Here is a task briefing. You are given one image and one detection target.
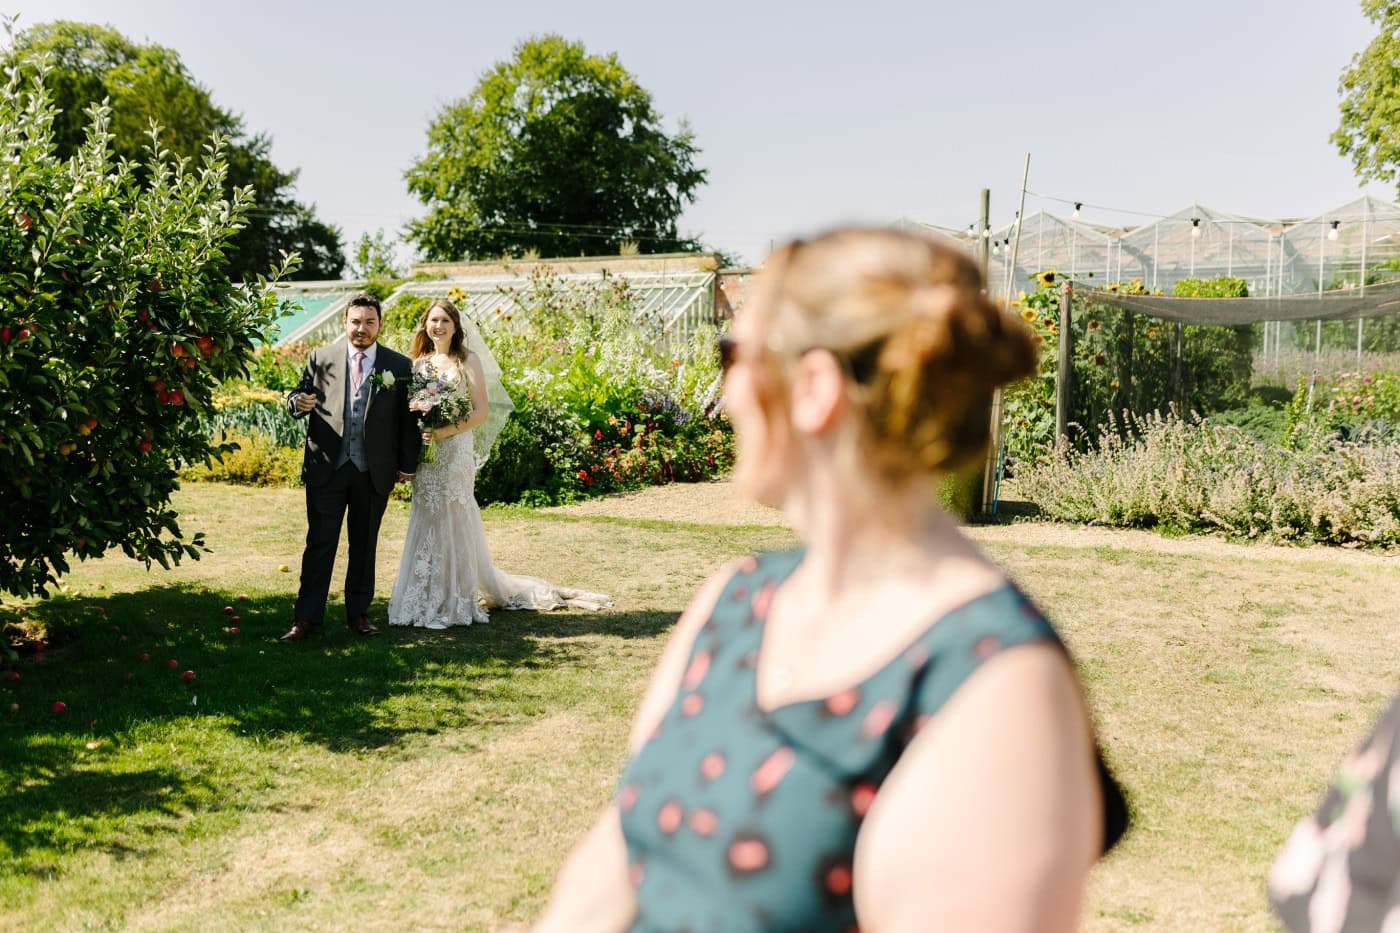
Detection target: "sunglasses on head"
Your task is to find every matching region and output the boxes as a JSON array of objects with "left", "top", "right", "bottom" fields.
[
  {"left": 718, "top": 336, "right": 739, "bottom": 374},
  {"left": 717, "top": 334, "right": 883, "bottom": 384}
]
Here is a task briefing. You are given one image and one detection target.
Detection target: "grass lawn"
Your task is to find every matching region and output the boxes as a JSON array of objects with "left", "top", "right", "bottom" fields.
[{"left": 2, "top": 482, "right": 1398, "bottom": 931}]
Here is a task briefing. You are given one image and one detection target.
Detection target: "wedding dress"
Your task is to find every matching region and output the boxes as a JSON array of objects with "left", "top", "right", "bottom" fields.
[{"left": 387, "top": 361, "right": 612, "bottom": 629}]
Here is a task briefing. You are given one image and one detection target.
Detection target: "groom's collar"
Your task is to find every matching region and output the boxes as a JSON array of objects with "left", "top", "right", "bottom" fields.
[{"left": 346, "top": 340, "right": 379, "bottom": 368}]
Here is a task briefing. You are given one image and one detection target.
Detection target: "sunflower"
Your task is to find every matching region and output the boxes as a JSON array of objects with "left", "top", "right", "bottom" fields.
[
  {"left": 1020, "top": 307, "right": 1037, "bottom": 323},
  {"left": 1093, "top": 352, "right": 1107, "bottom": 366},
  {"left": 1087, "top": 319, "right": 1102, "bottom": 331},
  {"left": 1146, "top": 328, "right": 1159, "bottom": 339},
  {"left": 1036, "top": 270, "right": 1057, "bottom": 288},
  {"left": 1108, "top": 283, "right": 1120, "bottom": 293},
  {"left": 1110, "top": 379, "right": 1121, "bottom": 390}
]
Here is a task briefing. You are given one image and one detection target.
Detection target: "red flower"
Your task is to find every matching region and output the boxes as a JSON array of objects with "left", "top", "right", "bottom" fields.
[{"left": 594, "top": 429, "right": 603, "bottom": 440}]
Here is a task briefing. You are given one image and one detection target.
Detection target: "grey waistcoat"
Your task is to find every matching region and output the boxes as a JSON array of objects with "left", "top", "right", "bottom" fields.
[{"left": 336, "top": 358, "right": 373, "bottom": 472}]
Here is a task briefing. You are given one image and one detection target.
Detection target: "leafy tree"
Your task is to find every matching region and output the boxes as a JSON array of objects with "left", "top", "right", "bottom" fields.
[
  {"left": 0, "top": 44, "right": 291, "bottom": 597},
  {"left": 1335, "top": 1, "right": 1400, "bottom": 189},
  {"left": 405, "top": 35, "right": 707, "bottom": 261},
  {"left": 4, "top": 20, "right": 344, "bottom": 280},
  {"left": 350, "top": 228, "right": 402, "bottom": 280}
]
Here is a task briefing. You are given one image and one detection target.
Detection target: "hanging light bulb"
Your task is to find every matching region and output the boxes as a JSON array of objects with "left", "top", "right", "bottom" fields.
[
  {"left": 1328, "top": 220, "right": 1340, "bottom": 241},
  {"left": 1072, "top": 202, "right": 1083, "bottom": 220},
  {"left": 1191, "top": 217, "right": 1202, "bottom": 238}
]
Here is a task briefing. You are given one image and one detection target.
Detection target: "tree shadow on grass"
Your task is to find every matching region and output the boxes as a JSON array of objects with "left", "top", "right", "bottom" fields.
[{"left": 0, "top": 582, "right": 673, "bottom": 866}]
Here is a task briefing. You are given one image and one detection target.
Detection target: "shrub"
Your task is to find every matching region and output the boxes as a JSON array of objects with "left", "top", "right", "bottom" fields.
[
  {"left": 475, "top": 395, "right": 586, "bottom": 506},
  {"left": 1004, "top": 275, "right": 1256, "bottom": 464},
  {"left": 1017, "top": 412, "right": 1400, "bottom": 547},
  {"left": 0, "top": 47, "right": 290, "bottom": 595},
  {"left": 380, "top": 269, "right": 732, "bottom": 503},
  {"left": 180, "top": 431, "right": 301, "bottom": 487}
]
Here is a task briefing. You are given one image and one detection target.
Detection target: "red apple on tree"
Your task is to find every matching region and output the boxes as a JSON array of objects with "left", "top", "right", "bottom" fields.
[
  {"left": 166, "top": 659, "right": 178, "bottom": 669},
  {"left": 140, "top": 652, "right": 150, "bottom": 662},
  {"left": 181, "top": 670, "right": 196, "bottom": 683},
  {"left": 51, "top": 701, "right": 66, "bottom": 713}
]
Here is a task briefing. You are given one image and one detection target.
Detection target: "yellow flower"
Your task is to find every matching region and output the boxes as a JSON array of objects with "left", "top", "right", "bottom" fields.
[
  {"left": 1087, "top": 319, "right": 1101, "bottom": 331},
  {"left": 1146, "top": 328, "right": 1159, "bottom": 339},
  {"left": 1018, "top": 291, "right": 1028, "bottom": 303},
  {"left": 1110, "top": 380, "right": 1121, "bottom": 390},
  {"left": 1036, "top": 270, "right": 1057, "bottom": 288},
  {"left": 1108, "top": 283, "right": 1119, "bottom": 292},
  {"left": 1020, "top": 307, "right": 1037, "bottom": 322}
]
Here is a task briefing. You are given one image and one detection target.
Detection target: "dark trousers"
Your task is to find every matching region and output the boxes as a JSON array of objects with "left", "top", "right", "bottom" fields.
[{"left": 294, "top": 461, "right": 390, "bottom": 625}]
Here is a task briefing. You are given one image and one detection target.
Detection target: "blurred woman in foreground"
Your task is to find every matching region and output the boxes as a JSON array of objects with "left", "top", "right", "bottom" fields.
[{"left": 536, "top": 228, "right": 1128, "bottom": 932}]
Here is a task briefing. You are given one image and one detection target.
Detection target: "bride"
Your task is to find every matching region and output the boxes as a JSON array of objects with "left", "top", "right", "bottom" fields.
[{"left": 388, "top": 298, "right": 612, "bottom": 628}]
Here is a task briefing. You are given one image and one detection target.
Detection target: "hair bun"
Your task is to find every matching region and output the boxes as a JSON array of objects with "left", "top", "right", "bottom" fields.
[{"left": 766, "top": 228, "right": 1038, "bottom": 478}]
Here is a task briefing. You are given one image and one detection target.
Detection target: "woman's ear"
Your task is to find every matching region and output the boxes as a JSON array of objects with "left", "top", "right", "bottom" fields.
[{"left": 788, "top": 350, "right": 849, "bottom": 436}]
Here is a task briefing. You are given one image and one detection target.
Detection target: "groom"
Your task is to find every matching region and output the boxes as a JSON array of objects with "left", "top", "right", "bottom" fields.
[{"left": 280, "top": 294, "right": 420, "bottom": 642}]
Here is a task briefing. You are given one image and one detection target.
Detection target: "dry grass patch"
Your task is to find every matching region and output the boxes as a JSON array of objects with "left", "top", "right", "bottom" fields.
[{"left": 3, "top": 481, "right": 1397, "bottom": 932}]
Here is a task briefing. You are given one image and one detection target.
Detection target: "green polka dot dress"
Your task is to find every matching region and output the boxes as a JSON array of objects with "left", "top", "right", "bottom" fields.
[{"left": 618, "top": 549, "right": 1128, "bottom": 932}]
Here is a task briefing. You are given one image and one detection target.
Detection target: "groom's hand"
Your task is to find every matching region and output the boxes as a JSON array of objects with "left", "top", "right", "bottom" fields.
[{"left": 396, "top": 471, "right": 414, "bottom": 483}]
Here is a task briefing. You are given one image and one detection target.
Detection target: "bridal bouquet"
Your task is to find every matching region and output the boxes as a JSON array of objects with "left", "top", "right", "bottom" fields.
[{"left": 408, "top": 362, "right": 473, "bottom": 463}]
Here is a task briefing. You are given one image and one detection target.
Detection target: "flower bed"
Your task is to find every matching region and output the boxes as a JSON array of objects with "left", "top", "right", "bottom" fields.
[{"left": 197, "top": 271, "right": 733, "bottom": 503}]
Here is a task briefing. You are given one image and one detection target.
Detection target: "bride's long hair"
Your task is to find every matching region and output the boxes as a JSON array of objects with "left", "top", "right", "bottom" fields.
[{"left": 409, "top": 298, "right": 469, "bottom": 362}]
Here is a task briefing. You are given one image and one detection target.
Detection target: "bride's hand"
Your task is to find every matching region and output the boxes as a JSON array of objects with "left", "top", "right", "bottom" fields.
[{"left": 422, "top": 428, "right": 436, "bottom": 443}]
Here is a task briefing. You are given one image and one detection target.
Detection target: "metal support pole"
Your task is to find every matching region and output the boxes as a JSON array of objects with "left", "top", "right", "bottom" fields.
[
  {"left": 1152, "top": 224, "right": 1159, "bottom": 291},
  {"left": 976, "top": 188, "right": 990, "bottom": 282},
  {"left": 1055, "top": 281, "right": 1073, "bottom": 444},
  {"left": 1317, "top": 222, "right": 1326, "bottom": 360},
  {"left": 1359, "top": 200, "right": 1369, "bottom": 366},
  {"left": 983, "top": 156, "right": 1030, "bottom": 517}
]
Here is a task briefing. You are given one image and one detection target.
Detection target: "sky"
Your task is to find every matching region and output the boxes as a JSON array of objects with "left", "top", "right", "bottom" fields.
[{"left": 11, "top": 0, "right": 1392, "bottom": 269}]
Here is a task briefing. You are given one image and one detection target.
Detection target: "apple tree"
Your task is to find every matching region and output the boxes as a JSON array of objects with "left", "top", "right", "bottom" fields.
[{"left": 0, "top": 45, "right": 292, "bottom": 596}]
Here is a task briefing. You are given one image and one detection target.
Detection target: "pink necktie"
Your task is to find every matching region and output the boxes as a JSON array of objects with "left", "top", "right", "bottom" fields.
[{"left": 352, "top": 351, "right": 366, "bottom": 390}]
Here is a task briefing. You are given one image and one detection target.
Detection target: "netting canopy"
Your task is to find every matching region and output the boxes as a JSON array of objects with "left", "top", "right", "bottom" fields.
[{"left": 1065, "top": 278, "right": 1400, "bottom": 324}]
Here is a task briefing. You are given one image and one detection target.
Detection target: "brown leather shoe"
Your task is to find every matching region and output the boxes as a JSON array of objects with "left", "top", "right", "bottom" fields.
[
  {"left": 347, "top": 614, "right": 379, "bottom": 637},
  {"left": 278, "top": 620, "right": 320, "bottom": 643}
]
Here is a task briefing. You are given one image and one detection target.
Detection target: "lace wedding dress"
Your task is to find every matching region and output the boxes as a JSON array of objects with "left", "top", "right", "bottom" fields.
[{"left": 387, "top": 363, "right": 612, "bottom": 629}]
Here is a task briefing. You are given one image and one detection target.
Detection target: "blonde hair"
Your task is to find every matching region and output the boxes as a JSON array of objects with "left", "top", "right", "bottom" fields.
[{"left": 751, "top": 228, "right": 1036, "bottom": 480}]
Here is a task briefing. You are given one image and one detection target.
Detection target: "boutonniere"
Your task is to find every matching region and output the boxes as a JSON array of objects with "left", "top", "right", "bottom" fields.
[{"left": 368, "top": 370, "right": 396, "bottom": 391}]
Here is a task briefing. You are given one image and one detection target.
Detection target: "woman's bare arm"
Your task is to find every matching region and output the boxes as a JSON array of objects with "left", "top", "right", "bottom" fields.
[{"left": 853, "top": 644, "right": 1102, "bottom": 933}]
